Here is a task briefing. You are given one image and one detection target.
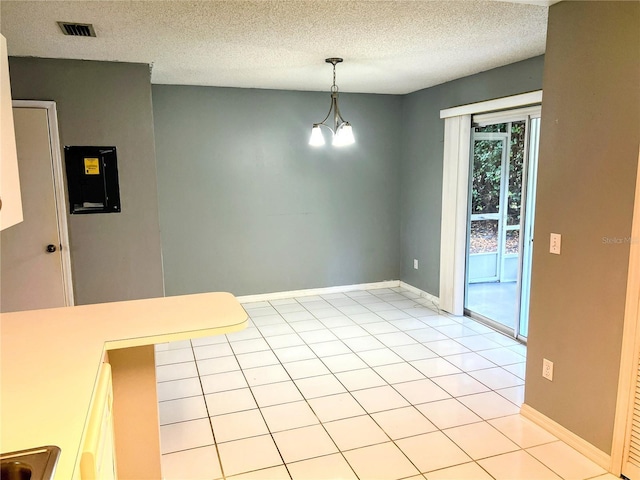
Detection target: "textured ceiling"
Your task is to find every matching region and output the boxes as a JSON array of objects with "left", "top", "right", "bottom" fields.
[{"left": 0, "top": 1, "right": 553, "bottom": 94}]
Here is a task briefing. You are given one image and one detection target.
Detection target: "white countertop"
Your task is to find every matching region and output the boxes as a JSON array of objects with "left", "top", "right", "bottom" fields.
[{"left": 0, "top": 292, "right": 248, "bottom": 479}]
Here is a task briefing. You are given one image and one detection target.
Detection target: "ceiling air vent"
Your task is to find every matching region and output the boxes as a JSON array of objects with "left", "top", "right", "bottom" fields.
[{"left": 57, "top": 22, "right": 96, "bottom": 37}]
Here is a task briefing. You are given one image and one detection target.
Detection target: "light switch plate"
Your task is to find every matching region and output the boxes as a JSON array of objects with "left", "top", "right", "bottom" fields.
[
  {"left": 543, "top": 358, "right": 554, "bottom": 381},
  {"left": 550, "top": 233, "right": 561, "bottom": 255}
]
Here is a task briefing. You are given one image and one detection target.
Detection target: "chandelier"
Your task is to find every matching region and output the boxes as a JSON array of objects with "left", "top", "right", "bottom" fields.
[{"left": 309, "top": 58, "right": 355, "bottom": 147}]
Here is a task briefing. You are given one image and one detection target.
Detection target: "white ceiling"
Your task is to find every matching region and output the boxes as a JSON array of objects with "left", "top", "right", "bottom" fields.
[{"left": 0, "top": 0, "right": 555, "bottom": 95}]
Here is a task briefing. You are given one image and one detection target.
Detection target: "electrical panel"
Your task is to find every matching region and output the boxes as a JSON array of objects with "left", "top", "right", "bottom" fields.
[{"left": 64, "top": 146, "right": 121, "bottom": 214}]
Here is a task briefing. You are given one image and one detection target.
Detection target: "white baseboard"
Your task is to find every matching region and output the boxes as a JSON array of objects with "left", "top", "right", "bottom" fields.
[
  {"left": 520, "top": 403, "right": 611, "bottom": 471},
  {"left": 399, "top": 281, "right": 440, "bottom": 308},
  {"left": 237, "top": 280, "right": 440, "bottom": 310},
  {"left": 236, "top": 280, "right": 401, "bottom": 304}
]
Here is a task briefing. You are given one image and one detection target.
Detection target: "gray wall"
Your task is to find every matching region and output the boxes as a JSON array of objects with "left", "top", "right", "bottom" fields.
[
  {"left": 399, "top": 56, "right": 545, "bottom": 295},
  {"left": 152, "top": 86, "right": 401, "bottom": 296},
  {"left": 8, "top": 58, "right": 164, "bottom": 304},
  {"left": 6, "top": 55, "right": 544, "bottom": 304},
  {"left": 525, "top": 1, "right": 639, "bottom": 453}
]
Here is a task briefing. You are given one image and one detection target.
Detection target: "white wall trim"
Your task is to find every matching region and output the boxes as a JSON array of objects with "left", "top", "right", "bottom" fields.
[
  {"left": 13, "top": 100, "right": 74, "bottom": 307},
  {"left": 440, "top": 90, "right": 543, "bottom": 119},
  {"left": 473, "top": 105, "right": 542, "bottom": 126},
  {"left": 236, "top": 280, "right": 401, "bottom": 304},
  {"left": 399, "top": 281, "right": 440, "bottom": 309},
  {"left": 610, "top": 147, "right": 640, "bottom": 476},
  {"left": 520, "top": 404, "right": 612, "bottom": 471},
  {"left": 439, "top": 115, "right": 471, "bottom": 315}
]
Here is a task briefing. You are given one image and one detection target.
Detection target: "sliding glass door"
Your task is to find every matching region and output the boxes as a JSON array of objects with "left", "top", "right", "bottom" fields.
[{"left": 464, "top": 111, "right": 540, "bottom": 340}]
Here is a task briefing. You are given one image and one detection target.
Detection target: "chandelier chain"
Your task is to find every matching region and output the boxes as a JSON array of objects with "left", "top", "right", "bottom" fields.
[{"left": 331, "top": 63, "right": 338, "bottom": 93}]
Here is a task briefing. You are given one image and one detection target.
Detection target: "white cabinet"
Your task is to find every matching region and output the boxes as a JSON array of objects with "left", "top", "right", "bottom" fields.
[
  {"left": 80, "top": 362, "right": 118, "bottom": 480},
  {"left": 0, "top": 33, "right": 22, "bottom": 230}
]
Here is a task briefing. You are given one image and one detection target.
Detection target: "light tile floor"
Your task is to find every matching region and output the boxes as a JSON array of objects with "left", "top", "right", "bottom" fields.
[{"left": 155, "top": 287, "right": 610, "bottom": 480}]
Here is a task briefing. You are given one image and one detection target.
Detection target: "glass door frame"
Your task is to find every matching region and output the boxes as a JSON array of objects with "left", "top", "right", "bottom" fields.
[
  {"left": 467, "top": 132, "right": 509, "bottom": 284},
  {"left": 438, "top": 91, "right": 542, "bottom": 325},
  {"left": 463, "top": 109, "right": 541, "bottom": 341},
  {"left": 517, "top": 116, "right": 540, "bottom": 339}
]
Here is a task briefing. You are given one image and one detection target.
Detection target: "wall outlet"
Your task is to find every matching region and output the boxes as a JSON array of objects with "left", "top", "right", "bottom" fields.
[
  {"left": 413, "top": 259, "right": 419, "bottom": 269},
  {"left": 542, "top": 358, "right": 554, "bottom": 381},
  {"left": 550, "top": 233, "right": 561, "bottom": 255}
]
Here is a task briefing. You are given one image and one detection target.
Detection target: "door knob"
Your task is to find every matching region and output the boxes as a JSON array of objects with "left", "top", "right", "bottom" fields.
[{"left": 46, "top": 244, "right": 57, "bottom": 253}]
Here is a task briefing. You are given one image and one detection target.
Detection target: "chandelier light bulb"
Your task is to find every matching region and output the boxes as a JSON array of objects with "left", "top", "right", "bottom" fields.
[
  {"left": 309, "top": 125, "right": 325, "bottom": 146},
  {"left": 333, "top": 123, "right": 355, "bottom": 147}
]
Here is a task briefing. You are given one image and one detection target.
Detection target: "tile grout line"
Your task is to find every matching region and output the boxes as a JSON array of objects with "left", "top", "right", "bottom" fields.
[
  {"left": 219, "top": 326, "right": 294, "bottom": 480},
  {"left": 251, "top": 289, "right": 527, "bottom": 476},
  {"left": 159, "top": 286, "right": 533, "bottom": 479},
  {"left": 285, "top": 292, "right": 444, "bottom": 478},
  {"left": 235, "top": 292, "right": 414, "bottom": 477},
  {"left": 245, "top": 296, "right": 363, "bottom": 479},
  {"left": 190, "top": 336, "right": 228, "bottom": 480}
]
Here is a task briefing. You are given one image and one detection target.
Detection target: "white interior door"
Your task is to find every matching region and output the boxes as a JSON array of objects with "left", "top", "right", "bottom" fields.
[{"left": 0, "top": 106, "right": 71, "bottom": 312}]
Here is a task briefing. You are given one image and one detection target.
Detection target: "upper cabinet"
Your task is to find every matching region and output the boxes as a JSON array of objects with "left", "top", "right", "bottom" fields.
[{"left": 0, "top": 33, "right": 22, "bottom": 230}]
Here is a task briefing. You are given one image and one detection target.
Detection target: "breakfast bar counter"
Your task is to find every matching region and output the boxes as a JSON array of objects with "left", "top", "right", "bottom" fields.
[{"left": 0, "top": 292, "right": 248, "bottom": 479}]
